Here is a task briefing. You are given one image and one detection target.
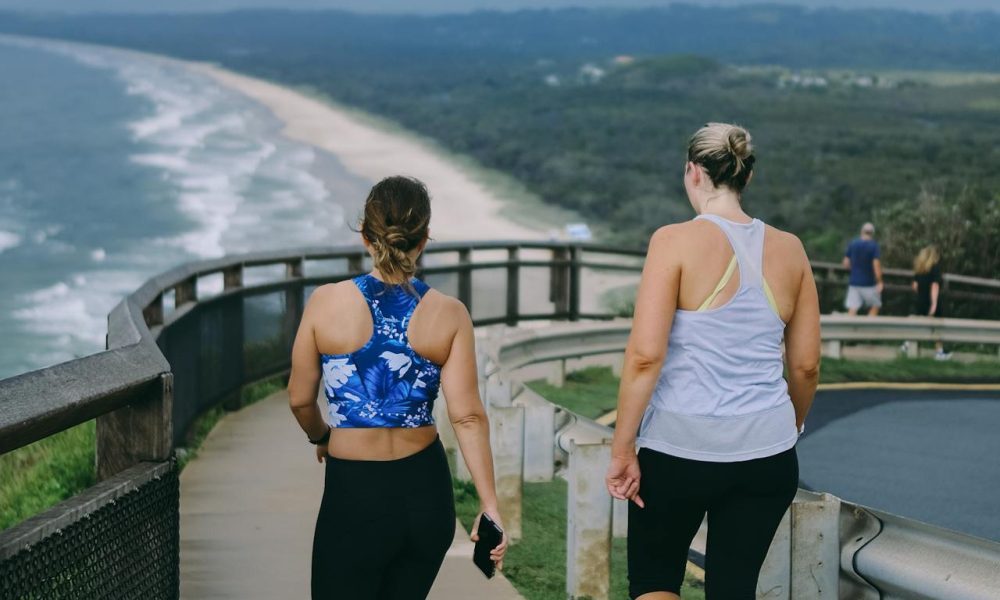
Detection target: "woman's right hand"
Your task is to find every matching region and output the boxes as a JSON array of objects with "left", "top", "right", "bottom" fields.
[
  {"left": 606, "top": 452, "right": 644, "bottom": 508},
  {"left": 471, "top": 509, "right": 508, "bottom": 569}
]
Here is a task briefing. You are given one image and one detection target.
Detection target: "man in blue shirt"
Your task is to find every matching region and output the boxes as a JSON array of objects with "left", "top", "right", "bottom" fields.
[{"left": 842, "top": 222, "right": 884, "bottom": 316}]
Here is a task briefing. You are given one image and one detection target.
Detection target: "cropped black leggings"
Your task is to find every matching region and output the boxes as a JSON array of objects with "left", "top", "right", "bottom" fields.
[
  {"left": 311, "top": 437, "right": 456, "bottom": 600},
  {"left": 628, "top": 446, "right": 799, "bottom": 600}
]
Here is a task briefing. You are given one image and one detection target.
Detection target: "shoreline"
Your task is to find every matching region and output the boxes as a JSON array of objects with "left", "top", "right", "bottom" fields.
[
  {"left": 1, "top": 32, "right": 555, "bottom": 243},
  {"left": 184, "top": 62, "right": 549, "bottom": 243}
]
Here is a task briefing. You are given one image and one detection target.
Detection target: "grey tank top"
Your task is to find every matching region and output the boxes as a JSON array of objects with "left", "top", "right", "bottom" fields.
[{"left": 637, "top": 214, "right": 798, "bottom": 462}]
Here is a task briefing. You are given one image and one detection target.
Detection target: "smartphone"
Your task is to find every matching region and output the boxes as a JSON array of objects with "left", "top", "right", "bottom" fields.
[{"left": 473, "top": 513, "right": 504, "bottom": 579}]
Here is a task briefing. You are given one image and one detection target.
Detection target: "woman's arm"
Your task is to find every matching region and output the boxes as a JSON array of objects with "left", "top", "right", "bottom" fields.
[
  {"left": 784, "top": 241, "right": 821, "bottom": 431},
  {"left": 439, "top": 301, "right": 507, "bottom": 565},
  {"left": 288, "top": 290, "right": 331, "bottom": 460},
  {"left": 929, "top": 281, "right": 940, "bottom": 315},
  {"left": 607, "top": 226, "right": 681, "bottom": 506}
]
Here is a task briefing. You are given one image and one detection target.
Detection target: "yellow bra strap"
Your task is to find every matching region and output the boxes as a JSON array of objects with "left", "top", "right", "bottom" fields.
[
  {"left": 763, "top": 280, "right": 780, "bottom": 316},
  {"left": 697, "top": 255, "right": 782, "bottom": 317},
  {"left": 697, "top": 256, "right": 738, "bottom": 311}
]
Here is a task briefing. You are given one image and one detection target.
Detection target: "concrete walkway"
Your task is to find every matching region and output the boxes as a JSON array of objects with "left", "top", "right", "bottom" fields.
[{"left": 179, "top": 390, "right": 523, "bottom": 600}]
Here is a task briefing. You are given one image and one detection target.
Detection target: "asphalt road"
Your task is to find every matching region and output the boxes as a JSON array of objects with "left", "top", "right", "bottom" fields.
[{"left": 798, "top": 389, "right": 1000, "bottom": 541}]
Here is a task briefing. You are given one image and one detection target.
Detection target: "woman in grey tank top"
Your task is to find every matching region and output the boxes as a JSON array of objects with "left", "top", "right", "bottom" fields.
[{"left": 606, "top": 123, "right": 821, "bottom": 600}]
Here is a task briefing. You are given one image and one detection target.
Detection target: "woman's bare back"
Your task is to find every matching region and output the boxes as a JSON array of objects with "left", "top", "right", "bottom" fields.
[{"left": 309, "top": 278, "right": 464, "bottom": 460}]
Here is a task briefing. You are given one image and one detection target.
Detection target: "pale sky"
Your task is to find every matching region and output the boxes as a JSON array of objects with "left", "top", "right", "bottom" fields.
[{"left": 0, "top": 0, "right": 996, "bottom": 14}]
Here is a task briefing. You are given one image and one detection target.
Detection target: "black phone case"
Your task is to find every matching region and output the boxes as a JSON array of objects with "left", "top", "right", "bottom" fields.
[{"left": 473, "top": 514, "right": 503, "bottom": 579}]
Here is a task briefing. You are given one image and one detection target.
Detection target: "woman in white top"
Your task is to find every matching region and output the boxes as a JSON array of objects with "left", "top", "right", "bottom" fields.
[{"left": 606, "top": 123, "right": 821, "bottom": 600}]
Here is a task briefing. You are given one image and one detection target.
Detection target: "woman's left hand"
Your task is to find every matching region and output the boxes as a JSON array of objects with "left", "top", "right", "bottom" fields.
[
  {"left": 471, "top": 508, "right": 508, "bottom": 570},
  {"left": 315, "top": 443, "right": 328, "bottom": 463},
  {"left": 606, "top": 452, "right": 644, "bottom": 508}
]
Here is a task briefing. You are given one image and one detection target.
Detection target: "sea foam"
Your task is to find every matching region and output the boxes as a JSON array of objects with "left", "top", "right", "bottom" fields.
[
  {"left": 0, "top": 230, "right": 20, "bottom": 253},
  {"left": 1, "top": 37, "right": 352, "bottom": 376}
]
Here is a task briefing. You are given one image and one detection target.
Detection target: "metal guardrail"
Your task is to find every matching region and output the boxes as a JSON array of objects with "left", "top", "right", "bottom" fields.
[
  {"left": 471, "top": 321, "right": 1000, "bottom": 600},
  {"left": 0, "top": 240, "right": 639, "bottom": 597},
  {"left": 1, "top": 240, "right": 999, "bottom": 597}
]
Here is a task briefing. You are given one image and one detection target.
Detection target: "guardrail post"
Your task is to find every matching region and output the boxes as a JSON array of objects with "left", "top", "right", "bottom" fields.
[
  {"left": 222, "top": 265, "right": 247, "bottom": 411},
  {"left": 513, "top": 388, "right": 555, "bottom": 482},
  {"left": 822, "top": 340, "right": 842, "bottom": 360},
  {"left": 223, "top": 264, "right": 243, "bottom": 290},
  {"left": 905, "top": 340, "right": 919, "bottom": 359},
  {"left": 491, "top": 404, "right": 524, "bottom": 541},
  {"left": 486, "top": 376, "right": 512, "bottom": 407},
  {"left": 569, "top": 245, "right": 582, "bottom": 321},
  {"left": 458, "top": 248, "right": 473, "bottom": 313},
  {"left": 612, "top": 498, "right": 628, "bottom": 538},
  {"left": 174, "top": 276, "right": 197, "bottom": 307},
  {"left": 348, "top": 253, "right": 365, "bottom": 275},
  {"left": 551, "top": 246, "right": 570, "bottom": 316},
  {"left": 144, "top": 293, "right": 164, "bottom": 327},
  {"left": 96, "top": 373, "right": 173, "bottom": 480},
  {"left": 611, "top": 354, "right": 624, "bottom": 378},
  {"left": 567, "top": 441, "right": 612, "bottom": 600},
  {"left": 506, "top": 246, "right": 519, "bottom": 326},
  {"left": 546, "top": 359, "right": 566, "bottom": 386},
  {"left": 758, "top": 507, "right": 792, "bottom": 599},
  {"left": 791, "top": 493, "right": 841, "bottom": 599},
  {"left": 284, "top": 258, "right": 305, "bottom": 354}
]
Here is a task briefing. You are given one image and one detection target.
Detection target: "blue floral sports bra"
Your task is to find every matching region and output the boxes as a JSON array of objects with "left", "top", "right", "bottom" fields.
[{"left": 320, "top": 274, "right": 442, "bottom": 428}]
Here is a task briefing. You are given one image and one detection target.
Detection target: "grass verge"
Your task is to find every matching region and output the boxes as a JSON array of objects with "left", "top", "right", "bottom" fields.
[
  {"left": 0, "top": 421, "right": 96, "bottom": 530},
  {"left": 526, "top": 367, "right": 621, "bottom": 420},
  {"left": 528, "top": 357, "right": 1000, "bottom": 423},
  {"left": 0, "top": 375, "right": 286, "bottom": 531},
  {"left": 819, "top": 357, "right": 1000, "bottom": 384},
  {"left": 451, "top": 475, "right": 704, "bottom": 600}
]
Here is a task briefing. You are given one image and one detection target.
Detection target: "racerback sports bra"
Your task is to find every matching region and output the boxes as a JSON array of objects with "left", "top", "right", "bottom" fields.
[{"left": 320, "top": 274, "right": 442, "bottom": 428}]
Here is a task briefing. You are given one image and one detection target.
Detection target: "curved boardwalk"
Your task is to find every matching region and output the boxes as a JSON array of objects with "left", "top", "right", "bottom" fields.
[{"left": 179, "top": 390, "right": 523, "bottom": 599}]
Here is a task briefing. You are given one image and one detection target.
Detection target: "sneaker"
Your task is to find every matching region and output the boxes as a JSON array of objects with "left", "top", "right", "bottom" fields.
[{"left": 934, "top": 351, "right": 952, "bottom": 361}]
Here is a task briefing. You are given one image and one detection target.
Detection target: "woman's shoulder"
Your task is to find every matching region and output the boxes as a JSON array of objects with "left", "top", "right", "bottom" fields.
[
  {"left": 419, "top": 287, "right": 470, "bottom": 317},
  {"left": 763, "top": 223, "right": 805, "bottom": 249},
  {"left": 307, "top": 280, "right": 360, "bottom": 307},
  {"left": 648, "top": 221, "right": 701, "bottom": 246},
  {"left": 762, "top": 224, "right": 810, "bottom": 272}
]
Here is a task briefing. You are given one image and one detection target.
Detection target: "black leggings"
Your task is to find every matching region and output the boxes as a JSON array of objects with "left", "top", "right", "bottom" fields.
[
  {"left": 311, "top": 436, "right": 456, "bottom": 600},
  {"left": 628, "top": 446, "right": 798, "bottom": 600}
]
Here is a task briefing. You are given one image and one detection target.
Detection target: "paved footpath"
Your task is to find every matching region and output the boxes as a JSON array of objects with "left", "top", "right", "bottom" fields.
[{"left": 179, "top": 390, "right": 523, "bottom": 600}]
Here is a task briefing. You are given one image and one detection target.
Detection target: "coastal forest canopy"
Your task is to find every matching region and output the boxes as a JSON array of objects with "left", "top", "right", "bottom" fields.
[{"left": 1, "top": 5, "right": 998, "bottom": 277}]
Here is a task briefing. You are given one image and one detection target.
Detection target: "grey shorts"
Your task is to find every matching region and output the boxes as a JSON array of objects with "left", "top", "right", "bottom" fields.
[{"left": 846, "top": 285, "right": 882, "bottom": 309}]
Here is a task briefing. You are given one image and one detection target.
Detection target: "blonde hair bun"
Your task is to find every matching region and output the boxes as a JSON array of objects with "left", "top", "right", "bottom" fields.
[
  {"left": 727, "top": 126, "right": 753, "bottom": 161},
  {"left": 687, "top": 122, "right": 756, "bottom": 192}
]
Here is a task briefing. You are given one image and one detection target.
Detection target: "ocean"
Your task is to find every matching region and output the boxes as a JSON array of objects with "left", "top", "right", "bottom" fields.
[{"left": 0, "top": 36, "right": 371, "bottom": 379}]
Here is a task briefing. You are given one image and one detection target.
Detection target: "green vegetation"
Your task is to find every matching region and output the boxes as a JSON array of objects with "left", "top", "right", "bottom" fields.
[
  {"left": 820, "top": 357, "right": 1000, "bottom": 384},
  {"left": 527, "top": 367, "right": 620, "bottom": 420},
  {"left": 453, "top": 477, "right": 704, "bottom": 600},
  {"left": 0, "top": 421, "right": 95, "bottom": 530},
  {"left": 0, "top": 376, "right": 286, "bottom": 530}
]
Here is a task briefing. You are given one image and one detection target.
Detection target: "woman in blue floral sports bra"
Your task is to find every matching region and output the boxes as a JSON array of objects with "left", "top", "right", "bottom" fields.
[{"left": 287, "top": 176, "right": 508, "bottom": 599}]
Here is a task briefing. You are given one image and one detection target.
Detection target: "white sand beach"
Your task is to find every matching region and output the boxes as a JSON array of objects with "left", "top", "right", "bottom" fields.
[{"left": 187, "top": 62, "right": 545, "bottom": 243}]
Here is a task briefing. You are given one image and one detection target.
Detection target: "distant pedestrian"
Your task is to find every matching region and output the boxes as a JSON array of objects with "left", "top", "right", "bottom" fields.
[
  {"left": 908, "top": 245, "right": 951, "bottom": 360},
  {"left": 842, "top": 222, "right": 883, "bottom": 316}
]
